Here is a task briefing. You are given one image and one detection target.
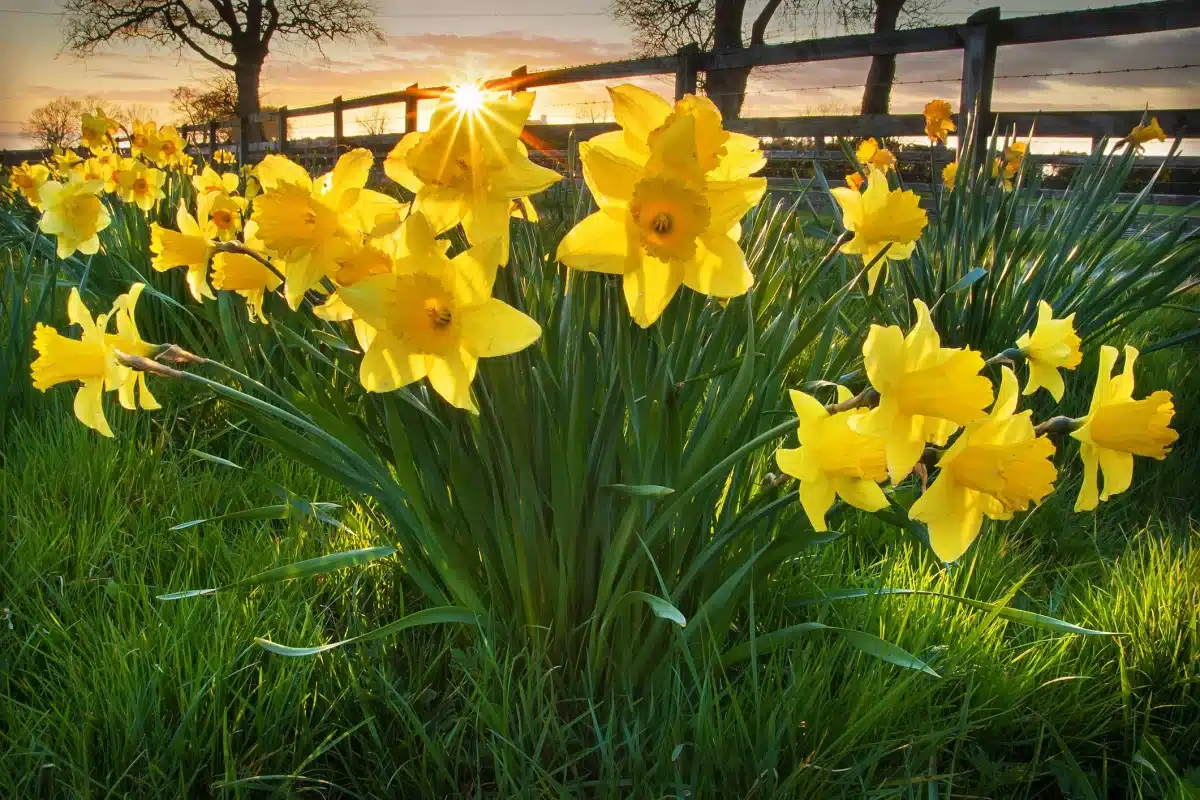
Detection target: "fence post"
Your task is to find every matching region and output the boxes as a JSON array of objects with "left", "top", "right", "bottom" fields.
[
  {"left": 675, "top": 43, "right": 701, "bottom": 101},
  {"left": 276, "top": 107, "right": 288, "bottom": 155},
  {"left": 207, "top": 119, "right": 218, "bottom": 161},
  {"left": 332, "top": 96, "right": 344, "bottom": 154},
  {"left": 510, "top": 65, "right": 527, "bottom": 95},
  {"left": 959, "top": 6, "right": 1000, "bottom": 161},
  {"left": 405, "top": 84, "right": 419, "bottom": 134},
  {"left": 237, "top": 115, "right": 250, "bottom": 166}
]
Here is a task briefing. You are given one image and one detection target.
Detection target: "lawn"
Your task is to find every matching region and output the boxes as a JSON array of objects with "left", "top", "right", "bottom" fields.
[{"left": 1, "top": 305, "right": 1197, "bottom": 797}]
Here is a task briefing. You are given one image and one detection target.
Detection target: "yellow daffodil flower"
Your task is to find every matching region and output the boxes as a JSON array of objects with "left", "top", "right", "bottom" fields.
[
  {"left": 338, "top": 212, "right": 541, "bottom": 412},
  {"left": 77, "top": 155, "right": 112, "bottom": 185},
  {"left": 151, "top": 202, "right": 216, "bottom": 302},
  {"left": 9, "top": 162, "right": 50, "bottom": 208},
  {"left": 105, "top": 283, "right": 161, "bottom": 411},
  {"left": 192, "top": 165, "right": 240, "bottom": 198},
  {"left": 1071, "top": 345, "right": 1177, "bottom": 511},
  {"left": 855, "top": 138, "right": 896, "bottom": 172},
  {"left": 845, "top": 172, "right": 865, "bottom": 191},
  {"left": 941, "top": 161, "right": 958, "bottom": 189},
  {"left": 923, "top": 100, "right": 956, "bottom": 145},
  {"left": 81, "top": 109, "right": 118, "bottom": 154},
  {"left": 830, "top": 166, "right": 927, "bottom": 293},
  {"left": 384, "top": 90, "right": 560, "bottom": 258},
  {"left": 31, "top": 288, "right": 124, "bottom": 437},
  {"left": 253, "top": 149, "right": 397, "bottom": 308},
  {"left": 102, "top": 155, "right": 134, "bottom": 195},
  {"left": 1015, "top": 300, "right": 1082, "bottom": 401},
  {"left": 154, "top": 125, "right": 186, "bottom": 167},
  {"left": 201, "top": 191, "right": 243, "bottom": 241},
  {"left": 116, "top": 162, "right": 166, "bottom": 211},
  {"left": 51, "top": 147, "right": 83, "bottom": 177},
  {"left": 558, "top": 109, "right": 766, "bottom": 327},
  {"left": 1125, "top": 117, "right": 1166, "bottom": 149},
  {"left": 130, "top": 120, "right": 161, "bottom": 162},
  {"left": 909, "top": 367, "right": 1056, "bottom": 562},
  {"left": 211, "top": 221, "right": 283, "bottom": 323},
  {"left": 775, "top": 387, "right": 889, "bottom": 532},
  {"left": 177, "top": 152, "right": 197, "bottom": 176},
  {"left": 212, "top": 149, "right": 237, "bottom": 165},
  {"left": 853, "top": 299, "right": 994, "bottom": 483},
  {"left": 37, "top": 176, "right": 111, "bottom": 258}
]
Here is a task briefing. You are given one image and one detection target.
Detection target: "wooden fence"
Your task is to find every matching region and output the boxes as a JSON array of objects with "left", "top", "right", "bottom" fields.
[{"left": 2, "top": 0, "right": 1198, "bottom": 174}]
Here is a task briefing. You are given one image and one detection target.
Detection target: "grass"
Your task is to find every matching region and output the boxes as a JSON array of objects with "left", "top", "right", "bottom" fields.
[{"left": 1, "top": 307, "right": 1197, "bottom": 797}]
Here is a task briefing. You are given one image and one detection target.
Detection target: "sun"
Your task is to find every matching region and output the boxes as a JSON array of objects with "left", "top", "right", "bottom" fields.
[{"left": 451, "top": 84, "right": 486, "bottom": 114}]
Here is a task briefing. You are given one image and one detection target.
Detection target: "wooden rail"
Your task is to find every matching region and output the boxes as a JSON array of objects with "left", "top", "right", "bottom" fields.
[{"left": 1, "top": 0, "right": 1196, "bottom": 170}]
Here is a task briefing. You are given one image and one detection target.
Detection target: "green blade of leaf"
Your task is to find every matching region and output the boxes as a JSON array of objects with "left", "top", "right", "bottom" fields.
[
  {"left": 603, "top": 484, "right": 674, "bottom": 498},
  {"left": 626, "top": 591, "right": 687, "bottom": 627},
  {"left": 721, "top": 621, "right": 939, "bottom": 677},
  {"left": 255, "top": 606, "right": 479, "bottom": 657},
  {"left": 157, "top": 545, "right": 397, "bottom": 600}
]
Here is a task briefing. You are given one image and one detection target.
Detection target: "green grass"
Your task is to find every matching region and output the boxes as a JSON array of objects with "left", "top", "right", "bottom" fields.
[{"left": 2, "top": 308, "right": 1196, "bottom": 797}]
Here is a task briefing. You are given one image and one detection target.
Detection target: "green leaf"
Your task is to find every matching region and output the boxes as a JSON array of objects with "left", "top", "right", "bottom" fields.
[
  {"left": 947, "top": 267, "right": 988, "bottom": 293},
  {"left": 168, "top": 504, "right": 289, "bottom": 532},
  {"left": 255, "top": 606, "right": 479, "bottom": 657},
  {"left": 721, "top": 621, "right": 939, "bottom": 677},
  {"left": 626, "top": 591, "right": 687, "bottom": 627},
  {"left": 188, "top": 449, "right": 243, "bottom": 470},
  {"left": 788, "top": 587, "right": 1121, "bottom": 636},
  {"left": 603, "top": 484, "right": 674, "bottom": 498},
  {"left": 157, "top": 545, "right": 397, "bottom": 600}
]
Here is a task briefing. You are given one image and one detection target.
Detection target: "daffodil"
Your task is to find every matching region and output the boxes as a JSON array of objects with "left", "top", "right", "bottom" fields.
[
  {"left": 211, "top": 221, "right": 282, "bottom": 323},
  {"left": 81, "top": 109, "right": 118, "bottom": 153},
  {"left": 30, "top": 288, "right": 124, "bottom": 437},
  {"left": 941, "top": 161, "right": 958, "bottom": 189},
  {"left": 253, "top": 149, "right": 398, "bottom": 308},
  {"left": 116, "top": 162, "right": 166, "bottom": 211},
  {"left": 589, "top": 85, "right": 765, "bottom": 182},
  {"left": 855, "top": 138, "right": 896, "bottom": 172},
  {"left": 558, "top": 109, "right": 766, "bottom": 326},
  {"left": 51, "top": 147, "right": 83, "bottom": 177},
  {"left": 853, "top": 299, "right": 994, "bottom": 483},
  {"left": 997, "top": 141, "right": 1026, "bottom": 190},
  {"left": 383, "top": 90, "right": 560, "bottom": 258},
  {"left": 1071, "top": 345, "right": 1177, "bottom": 511},
  {"left": 130, "top": 120, "right": 161, "bottom": 161},
  {"left": 923, "top": 100, "right": 956, "bottom": 145},
  {"left": 845, "top": 172, "right": 865, "bottom": 191},
  {"left": 1125, "top": 117, "right": 1166, "bottom": 149},
  {"left": 1015, "top": 301, "right": 1082, "bottom": 401},
  {"left": 201, "top": 191, "right": 243, "bottom": 241},
  {"left": 830, "top": 166, "right": 927, "bottom": 293},
  {"left": 37, "top": 177, "right": 111, "bottom": 258},
  {"left": 9, "top": 161, "right": 50, "bottom": 208},
  {"left": 77, "top": 155, "right": 112, "bottom": 185},
  {"left": 154, "top": 125, "right": 186, "bottom": 167},
  {"left": 176, "top": 152, "right": 197, "bottom": 176},
  {"left": 775, "top": 387, "right": 889, "bottom": 531},
  {"left": 338, "top": 212, "right": 541, "bottom": 412},
  {"left": 193, "top": 165, "right": 240, "bottom": 198},
  {"left": 151, "top": 202, "right": 215, "bottom": 301},
  {"left": 105, "top": 283, "right": 161, "bottom": 411},
  {"left": 909, "top": 367, "right": 1056, "bottom": 562},
  {"left": 212, "top": 149, "right": 237, "bottom": 165}
]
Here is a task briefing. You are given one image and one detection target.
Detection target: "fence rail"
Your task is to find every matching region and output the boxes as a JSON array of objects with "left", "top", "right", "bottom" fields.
[{"left": 2, "top": 0, "right": 1197, "bottom": 172}]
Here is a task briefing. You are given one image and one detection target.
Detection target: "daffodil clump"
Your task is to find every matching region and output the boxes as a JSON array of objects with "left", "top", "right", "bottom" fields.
[{"left": 24, "top": 87, "right": 1180, "bottom": 612}]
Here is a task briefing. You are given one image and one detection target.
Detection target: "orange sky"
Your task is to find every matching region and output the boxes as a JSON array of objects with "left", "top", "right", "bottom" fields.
[{"left": 2, "top": 0, "right": 1198, "bottom": 151}]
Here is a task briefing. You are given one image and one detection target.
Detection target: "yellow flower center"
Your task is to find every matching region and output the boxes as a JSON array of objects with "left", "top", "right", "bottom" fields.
[
  {"left": 1088, "top": 393, "right": 1176, "bottom": 458},
  {"left": 63, "top": 192, "right": 102, "bottom": 232},
  {"left": 162, "top": 141, "right": 177, "bottom": 157},
  {"left": 133, "top": 134, "right": 146, "bottom": 148},
  {"left": 133, "top": 177, "right": 148, "bottom": 194},
  {"left": 15, "top": 174, "right": 33, "bottom": 190},
  {"left": 947, "top": 440, "right": 1054, "bottom": 512},
  {"left": 386, "top": 274, "right": 458, "bottom": 352},
  {"left": 425, "top": 297, "right": 453, "bottom": 328},
  {"left": 212, "top": 209, "right": 234, "bottom": 229},
  {"left": 629, "top": 176, "right": 709, "bottom": 262}
]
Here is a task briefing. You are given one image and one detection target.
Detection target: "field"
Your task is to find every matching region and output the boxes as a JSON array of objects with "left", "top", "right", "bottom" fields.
[{"left": 2, "top": 95, "right": 1199, "bottom": 798}]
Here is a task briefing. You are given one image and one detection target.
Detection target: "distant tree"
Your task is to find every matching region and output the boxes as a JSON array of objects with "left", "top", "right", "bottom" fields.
[
  {"left": 21, "top": 96, "right": 103, "bottom": 150},
  {"left": 62, "top": 0, "right": 383, "bottom": 121},
  {"left": 171, "top": 74, "right": 240, "bottom": 126},
  {"left": 356, "top": 108, "right": 390, "bottom": 136},
  {"left": 610, "top": 0, "right": 944, "bottom": 119}
]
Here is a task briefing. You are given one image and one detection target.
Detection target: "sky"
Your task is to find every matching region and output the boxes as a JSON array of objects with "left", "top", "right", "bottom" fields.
[{"left": 1, "top": 0, "right": 1198, "bottom": 150}]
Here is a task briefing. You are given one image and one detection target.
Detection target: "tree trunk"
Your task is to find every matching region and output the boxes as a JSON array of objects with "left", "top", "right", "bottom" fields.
[
  {"left": 706, "top": 0, "right": 750, "bottom": 121},
  {"left": 860, "top": 0, "right": 905, "bottom": 115},
  {"left": 234, "top": 55, "right": 264, "bottom": 120}
]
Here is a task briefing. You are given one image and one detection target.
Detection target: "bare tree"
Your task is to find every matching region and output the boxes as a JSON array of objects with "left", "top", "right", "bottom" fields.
[
  {"left": 21, "top": 96, "right": 104, "bottom": 149},
  {"left": 356, "top": 108, "right": 390, "bottom": 136},
  {"left": 171, "top": 74, "right": 240, "bottom": 126},
  {"left": 62, "top": 0, "right": 383, "bottom": 121},
  {"left": 609, "top": 0, "right": 943, "bottom": 118}
]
